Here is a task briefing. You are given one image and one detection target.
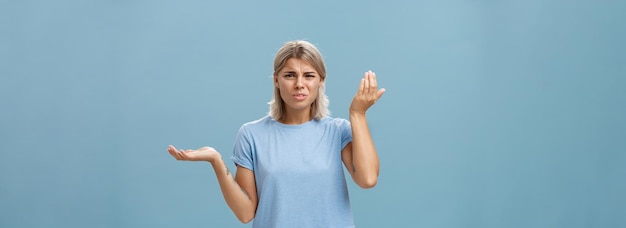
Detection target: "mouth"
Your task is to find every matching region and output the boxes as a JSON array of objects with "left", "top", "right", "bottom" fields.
[{"left": 293, "top": 94, "right": 307, "bottom": 101}]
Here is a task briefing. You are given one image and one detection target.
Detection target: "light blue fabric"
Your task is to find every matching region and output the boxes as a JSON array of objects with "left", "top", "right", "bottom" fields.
[{"left": 231, "top": 115, "right": 355, "bottom": 228}]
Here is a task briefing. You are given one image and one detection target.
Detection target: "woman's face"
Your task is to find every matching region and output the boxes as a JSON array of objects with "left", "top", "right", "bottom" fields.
[{"left": 274, "top": 58, "right": 323, "bottom": 115}]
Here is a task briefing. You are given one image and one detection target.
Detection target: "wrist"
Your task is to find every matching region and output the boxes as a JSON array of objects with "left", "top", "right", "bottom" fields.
[
  {"left": 350, "top": 111, "right": 366, "bottom": 118},
  {"left": 209, "top": 153, "right": 223, "bottom": 164}
]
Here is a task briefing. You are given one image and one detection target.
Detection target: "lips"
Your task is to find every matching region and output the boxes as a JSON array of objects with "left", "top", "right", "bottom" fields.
[{"left": 293, "top": 93, "right": 307, "bottom": 101}]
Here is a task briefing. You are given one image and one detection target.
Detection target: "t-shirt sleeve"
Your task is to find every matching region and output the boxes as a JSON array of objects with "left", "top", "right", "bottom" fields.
[
  {"left": 231, "top": 125, "right": 254, "bottom": 171},
  {"left": 340, "top": 118, "right": 353, "bottom": 149}
]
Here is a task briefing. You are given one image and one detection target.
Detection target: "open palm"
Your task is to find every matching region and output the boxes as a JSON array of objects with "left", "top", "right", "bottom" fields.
[{"left": 167, "top": 145, "right": 221, "bottom": 162}]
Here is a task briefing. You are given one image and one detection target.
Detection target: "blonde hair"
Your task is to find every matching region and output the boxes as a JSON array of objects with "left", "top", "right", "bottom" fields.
[{"left": 268, "top": 40, "right": 330, "bottom": 120}]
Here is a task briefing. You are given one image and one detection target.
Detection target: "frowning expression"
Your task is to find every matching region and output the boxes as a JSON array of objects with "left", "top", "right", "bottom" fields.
[{"left": 274, "top": 58, "right": 323, "bottom": 113}]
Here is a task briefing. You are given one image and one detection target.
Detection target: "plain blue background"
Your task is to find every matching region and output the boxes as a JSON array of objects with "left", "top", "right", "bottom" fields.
[{"left": 1, "top": 0, "right": 625, "bottom": 227}]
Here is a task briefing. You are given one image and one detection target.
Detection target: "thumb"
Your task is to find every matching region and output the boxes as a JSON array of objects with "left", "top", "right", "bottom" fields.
[{"left": 376, "top": 88, "right": 386, "bottom": 99}]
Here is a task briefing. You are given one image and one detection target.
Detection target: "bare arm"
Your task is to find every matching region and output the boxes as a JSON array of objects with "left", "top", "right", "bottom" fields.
[
  {"left": 167, "top": 145, "right": 258, "bottom": 223},
  {"left": 342, "top": 71, "right": 385, "bottom": 189}
]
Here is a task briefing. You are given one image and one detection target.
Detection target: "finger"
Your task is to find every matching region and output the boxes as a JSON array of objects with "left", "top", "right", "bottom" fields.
[
  {"left": 175, "top": 152, "right": 184, "bottom": 160},
  {"left": 171, "top": 146, "right": 185, "bottom": 154},
  {"left": 358, "top": 76, "right": 365, "bottom": 95},
  {"left": 168, "top": 149, "right": 182, "bottom": 160},
  {"left": 167, "top": 145, "right": 179, "bottom": 156},
  {"left": 376, "top": 88, "right": 386, "bottom": 99},
  {"left": 363, "top": 71, "right": 372, "bottom": 94},
  {"left": 180, "top": 151, "right": 197, "bottom": 161},
  {"left": 370, "top": 71, "right": 378, "bottom": 91}
]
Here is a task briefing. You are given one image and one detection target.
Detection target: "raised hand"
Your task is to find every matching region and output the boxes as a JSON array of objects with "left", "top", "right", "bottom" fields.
[
  {"left": 167, "top": 145, "right": 221, "bottom": 163},
  {"left": 349, "top": 71, "right": 385, "bottom": 115}
]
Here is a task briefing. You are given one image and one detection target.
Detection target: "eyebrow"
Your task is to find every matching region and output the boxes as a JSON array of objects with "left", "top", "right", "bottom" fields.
[{"left": 282, "top": 70, "right": 317, "bottom": 74}]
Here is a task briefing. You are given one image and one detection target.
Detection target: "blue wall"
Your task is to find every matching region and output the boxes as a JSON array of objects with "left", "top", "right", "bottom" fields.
[{"left": 1, "top": 0, "right": 625, "bottom": 227}]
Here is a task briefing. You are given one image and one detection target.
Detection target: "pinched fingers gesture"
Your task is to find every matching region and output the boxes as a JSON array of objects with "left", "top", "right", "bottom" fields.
[
  {"left": 167, "top": 145, "right": 221, "bottom": 163},
  {"left": 350, "top": 71, "right": 385, "bottom": 114}
]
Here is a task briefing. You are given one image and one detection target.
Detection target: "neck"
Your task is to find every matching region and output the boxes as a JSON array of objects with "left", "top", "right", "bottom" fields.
[{"left": 279, "top": 109, "right": 312, "bottom": 125}]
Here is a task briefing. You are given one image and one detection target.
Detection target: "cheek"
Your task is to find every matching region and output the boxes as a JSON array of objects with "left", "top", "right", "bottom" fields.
[
  {"left": 309, "top": 83, "right": 321, "bottom": 95},
  {"left": 277, "top": 83, "right": 292, "bottom": 97},
  {"left": 278, "top": 86, "right": 288, "bottom": 97},
  {"left": 275, "top": 81, "right": 286, "bottom": 91},
  {"left": 312, "top": 81, "right": 322, "bottom": 90}
]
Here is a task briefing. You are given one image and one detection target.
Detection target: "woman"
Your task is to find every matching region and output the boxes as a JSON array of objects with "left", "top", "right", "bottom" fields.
[{"left": 167, "top": 40, "right": 385, "bottom": 227}]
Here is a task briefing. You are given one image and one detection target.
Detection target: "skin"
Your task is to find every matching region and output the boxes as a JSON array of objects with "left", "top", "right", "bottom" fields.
[
  {"left": 275, "top": 58, "right": 323, "bottom": 124},
  {"left": 167, "top": 57, "right": 385, "bottom": 223}
]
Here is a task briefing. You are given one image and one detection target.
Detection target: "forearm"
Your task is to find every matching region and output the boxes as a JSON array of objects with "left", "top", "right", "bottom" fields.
[
  {"left": 210, "top": 158, "right": 256, "bottom": 223},
  {"left": 349, "top": 112, "right": 380, "bottom": 187}
]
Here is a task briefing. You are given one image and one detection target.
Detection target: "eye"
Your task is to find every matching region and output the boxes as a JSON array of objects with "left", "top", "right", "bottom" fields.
[
  {"left": 284, "top": 73, "right": 295, "bottom": 78},
  {"left": 305, "top": 74, "right": 316, "bottom": 78}
]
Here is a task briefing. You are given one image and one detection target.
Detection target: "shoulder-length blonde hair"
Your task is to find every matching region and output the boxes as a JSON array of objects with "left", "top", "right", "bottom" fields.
[{"left": 268, "top": 40, "right": 330, "bottom": 120}]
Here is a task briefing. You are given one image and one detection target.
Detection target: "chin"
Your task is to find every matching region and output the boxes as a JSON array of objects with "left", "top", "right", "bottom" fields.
[{"left": 287, "top": 102, "right": 313, "bottom": 110}]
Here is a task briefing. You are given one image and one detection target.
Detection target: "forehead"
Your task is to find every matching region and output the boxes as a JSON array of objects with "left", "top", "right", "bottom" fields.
[{"left": 280, "top": 58, "right": 317, "bottom": 72}]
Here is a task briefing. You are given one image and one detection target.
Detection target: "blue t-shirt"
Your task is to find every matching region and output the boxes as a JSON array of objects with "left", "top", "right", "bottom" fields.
[{"left": 231, "top": 115, "right": 354, "bottom": 228}]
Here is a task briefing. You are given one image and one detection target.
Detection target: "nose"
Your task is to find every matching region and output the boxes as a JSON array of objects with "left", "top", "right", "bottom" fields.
[{"left": 295, "top": 76, "right": 304, "bottom": 89}]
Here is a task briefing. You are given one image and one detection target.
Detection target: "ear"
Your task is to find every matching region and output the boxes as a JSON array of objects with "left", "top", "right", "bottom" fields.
[{"left": 273, "top": 74, "right": 279, "bottom": 88}]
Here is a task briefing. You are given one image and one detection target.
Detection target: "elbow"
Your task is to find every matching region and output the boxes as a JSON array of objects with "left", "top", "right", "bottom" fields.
[
  {"left": 357, "top": 175, "right": 378, "bottom": 189},
  {"left": 235, "top": 211, "right": 255, "bottom": 224},
  {"left": 239, "top": 218, "right": 253, "bottom": 224},
  {"left": 237, "top": 214, "right": 254, "bottom": 224}
]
